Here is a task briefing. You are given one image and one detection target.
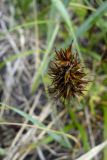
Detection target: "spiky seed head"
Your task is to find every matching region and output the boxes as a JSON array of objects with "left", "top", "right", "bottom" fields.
[{"left": 48, "top": 44, "right": 88, "bottom": 100}]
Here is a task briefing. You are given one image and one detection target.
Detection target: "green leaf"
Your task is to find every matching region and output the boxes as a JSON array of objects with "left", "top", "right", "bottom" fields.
[
  {"left": 76, "top": 1, "right": 107, "bottom": 38},
  {"left": 31, "top": 24, "right": 59, "bottom": 92},
  {"left": 51, "top": 0, "right": 82, "bottom": 60}
]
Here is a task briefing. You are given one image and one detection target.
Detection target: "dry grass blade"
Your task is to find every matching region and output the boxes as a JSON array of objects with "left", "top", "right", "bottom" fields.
[
  {"left": 76, "top": 140, "right": 107, "bottom": 160},
  {"left": 0, "top": 121, "right": 79, "bottom": 145}
]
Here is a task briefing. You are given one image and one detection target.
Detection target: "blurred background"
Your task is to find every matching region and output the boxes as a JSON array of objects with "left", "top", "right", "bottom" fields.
[{"left": 0, "top": 0, "right": 107, "bottom": 160}]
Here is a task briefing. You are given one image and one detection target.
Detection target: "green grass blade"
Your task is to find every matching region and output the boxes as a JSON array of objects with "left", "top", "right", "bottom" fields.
[
  {"left": 47, "top": 4, "right": 57, "bottom": 43},
  {"left": 64, "top": 1, "right": 107, "bottom": 49},
  {"left": 66, "top": 100, "right": 90, "bottom": 151},
  {"left": 76, "top": 1, "right": 107, "bottom": 38},
  {"left": 102, "top": 93, "right": 107, "bottom": 160},
  {"left": 0, "top": 20, "right": 54, "bottom": 39},
  {"left": 9, "top": 20, "right": 54, "bottom": 33},
  {"left": 31, "top": 24, "right": 59, "bottom": 92},
  {"left": 69, "top": 108, "right": 90, "bottom": 151},
  {"left": 0, "top": 50, "right": 34, "bottom": 69},
  {"left": 51, "top": 0, "right": 82, "bottom": 60}
]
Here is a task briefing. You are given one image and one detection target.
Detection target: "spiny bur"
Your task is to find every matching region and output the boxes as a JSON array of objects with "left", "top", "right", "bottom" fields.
[{"left": 48, "top": 44, "right": 89, "bottom": 100}]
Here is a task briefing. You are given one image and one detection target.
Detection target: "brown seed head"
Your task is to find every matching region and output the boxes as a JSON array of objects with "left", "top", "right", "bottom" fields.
[{"left": 48, "top": 44, "right": 88, "bottom": 100}]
